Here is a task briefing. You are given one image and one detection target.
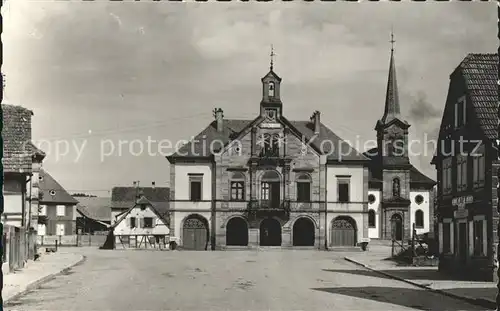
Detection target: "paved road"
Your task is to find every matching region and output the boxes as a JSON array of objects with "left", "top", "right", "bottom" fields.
[{"left": 5, "top": 249, "right": 488, "bottom": 311}]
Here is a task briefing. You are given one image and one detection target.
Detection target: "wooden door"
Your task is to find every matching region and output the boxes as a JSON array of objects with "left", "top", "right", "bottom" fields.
[
  {"left": 331, "top": 218, "right": 356, "bottom": 247},
  {"left": 183, "top": 218, "right": 208, "bottom": 250}
]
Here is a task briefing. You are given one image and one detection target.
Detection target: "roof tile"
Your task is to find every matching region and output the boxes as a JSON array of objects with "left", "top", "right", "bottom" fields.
[
  {"left": 459, "top": 53, "right": 498, "bottom": 139},
  {"left": 2, "top": 104, "right": 34, "bottom": 173}
]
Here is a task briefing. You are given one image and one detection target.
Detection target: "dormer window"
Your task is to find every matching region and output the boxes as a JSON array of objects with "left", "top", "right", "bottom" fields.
[
  {"left": 268, "top": 82, "right": 275, "bottom": 97},
  {"left": 455, "top": 96, "right": 466, "bottom": 128}
]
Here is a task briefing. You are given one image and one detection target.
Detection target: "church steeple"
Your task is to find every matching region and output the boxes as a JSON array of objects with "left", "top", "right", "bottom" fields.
[
  {"left": 375, "top": 32, "right": 410, "bottom": 161},
  {"left": 381, "top": 32, "right": 401, "bottom": 124}
]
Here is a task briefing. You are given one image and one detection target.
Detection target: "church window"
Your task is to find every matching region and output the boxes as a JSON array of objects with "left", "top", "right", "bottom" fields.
[
  {"left": 415, "top": 210, "right": 424, "bottom": 228},
  {"left": 368, "top": 194, "right": 376, "bottom": 204},
  {"left": 392, "top": 178, "right": 400, "bottom": 197},
  {"left": 415, "top": 194, "right": 424, "bottom": 205},
  {"left": 368, "top": 209, "right": 376, "bottom": 228}
]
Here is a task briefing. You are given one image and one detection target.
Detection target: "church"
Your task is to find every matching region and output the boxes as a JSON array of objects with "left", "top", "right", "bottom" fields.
[{"left": 166, "top": 44, "right": 435, "bottom": 250}]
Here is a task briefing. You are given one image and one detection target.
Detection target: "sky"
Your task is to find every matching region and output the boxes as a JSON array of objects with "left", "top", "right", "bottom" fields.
[{"left": 3, "top": 1, "right": 497, "bottom": 197}]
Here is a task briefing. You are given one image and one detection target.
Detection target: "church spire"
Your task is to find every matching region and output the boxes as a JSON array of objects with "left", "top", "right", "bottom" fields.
[{"left": 381, "top": 31, "right": 401, "bottom": 124}]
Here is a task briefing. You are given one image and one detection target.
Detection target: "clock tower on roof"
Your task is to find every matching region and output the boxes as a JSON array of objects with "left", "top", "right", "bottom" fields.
[{"left": 260, "top": 45, "right": 282, "bottom": 121}]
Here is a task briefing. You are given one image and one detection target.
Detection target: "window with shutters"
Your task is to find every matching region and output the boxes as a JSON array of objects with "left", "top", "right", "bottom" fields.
[
  {"left": 57, "top": 205, "right": 66, "bottom": 216},
  {"left": 442, "top": 158, "right": 452, "bottom": 194},
  {"left": 296, "top": 174, "right": 311, "bottom": 202},
  {"left": 454, "top": 96, "right": 466, "bottom": 128},
  {"left": 473, "top": 220, "right": 485, "bottom": 256},
  {"left": 472, "top": 145, "right": 485, "bottom": 188},
  {"left": 144, "top": 217, "right": 154, "bottom": 228},
  {"left": 442, "top": 222, "right": 451, "bottom": 253},
  {"left": 130, "top": 217, "right": 136, "bottom": 228}
]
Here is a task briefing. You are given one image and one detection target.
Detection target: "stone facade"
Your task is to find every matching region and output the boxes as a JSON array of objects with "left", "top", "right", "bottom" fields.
[{"left": 167, "top": 66, "right": 371, "bottom": 250}]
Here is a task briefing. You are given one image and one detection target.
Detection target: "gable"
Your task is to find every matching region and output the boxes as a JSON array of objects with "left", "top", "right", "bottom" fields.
[
  {"left": 169, "top": 113, "right": 369, "bottom": 164},
  {"left": 433, "top": 54, "right": 497, "bottom": 164},
  {"left": 112, "top": 196, "right": 170, "bottom": 230},
  {"left": 39, "top": 170, "right": 79, "bottom": 205},
  {"left": 113, "top": 205, "right": 170, "bottom": 235}
]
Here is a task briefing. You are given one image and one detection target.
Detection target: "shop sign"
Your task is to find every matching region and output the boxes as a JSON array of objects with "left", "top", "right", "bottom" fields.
[
  {"left": 454, "top": 209, "right": 469, "bottom": 219},
  {"left": 452, "top": 195, "right": 473, "bottom": 209}
]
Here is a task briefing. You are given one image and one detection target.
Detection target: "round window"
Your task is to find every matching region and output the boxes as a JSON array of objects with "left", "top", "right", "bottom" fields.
[
  {"left": 415, "top": 195, "right": 424, "bottom": 204},
  {"left": 368, "top": 194, "right": 376, "bottom": 204},
  {"left": 38, "top": 176, "right": 43, "bottom": 181},
  {"left": 49, "top": 190, "right": 56, "bottom": 196}
]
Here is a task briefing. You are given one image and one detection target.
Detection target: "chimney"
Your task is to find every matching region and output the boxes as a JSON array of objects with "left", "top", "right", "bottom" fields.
[
  {"left": 213, "top": 108, "right": 224, "bottom": 132},
  {"left": 310, "top": 111, "right": 320, "bottom": 134}
]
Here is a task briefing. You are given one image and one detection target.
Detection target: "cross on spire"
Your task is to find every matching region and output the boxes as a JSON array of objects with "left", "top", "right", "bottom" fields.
[
  {"left": 390, "top": 30, "right": 395, "bottom": 52},
  {"left": 270, "top": 45, "right": 276, "bottom": 70}
]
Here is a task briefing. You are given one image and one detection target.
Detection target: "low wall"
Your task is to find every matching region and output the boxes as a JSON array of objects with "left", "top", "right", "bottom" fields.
[{"left": 37, "top": 235, "right": 78, "bottom": 246}]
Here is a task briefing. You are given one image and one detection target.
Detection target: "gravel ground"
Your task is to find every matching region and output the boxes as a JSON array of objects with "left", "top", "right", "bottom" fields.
[{"left": 4, "top": 249, "right": 488, "bottom": 311}]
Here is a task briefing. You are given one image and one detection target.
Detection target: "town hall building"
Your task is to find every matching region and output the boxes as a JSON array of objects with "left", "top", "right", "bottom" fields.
[{"left": 167, "top": 45, "right": 435, "bottom": 250}]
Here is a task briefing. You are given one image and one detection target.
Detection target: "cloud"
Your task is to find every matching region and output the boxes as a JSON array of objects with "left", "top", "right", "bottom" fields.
[{"left": 408, "top": 92, "right": 442, "bottom": 124}]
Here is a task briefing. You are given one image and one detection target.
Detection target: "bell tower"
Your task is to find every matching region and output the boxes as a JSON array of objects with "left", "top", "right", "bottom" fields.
[{"left": 260, "top": 45, "right": 282, "bottom": 120}]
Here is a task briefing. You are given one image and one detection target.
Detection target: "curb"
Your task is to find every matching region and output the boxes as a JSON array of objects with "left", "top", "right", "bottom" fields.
[
  {"left": 4, "top": 254, "right": 87, "bottom": 304},
  {"left": 344, "top": 257, "right": 496, "bottom": 310}
]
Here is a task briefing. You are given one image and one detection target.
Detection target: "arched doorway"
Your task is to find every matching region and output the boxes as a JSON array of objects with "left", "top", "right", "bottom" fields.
[
  {"left": 293, "top": 217, "right": 315, "bottom": 246},
  {"left": 260, "top": 218, "right": 281, "bottom": 246},
  {"left": 226, "top": 217, "right": 248, "bottom": 246},
  {"left": 391, "top": 213, "right": 403, "bottom": 241},
  {"left": 182, "top": 215, "right": 209, "bottom": 250},
  {"left": 330, "top": 216, "right": 357, "bottom": 247}
]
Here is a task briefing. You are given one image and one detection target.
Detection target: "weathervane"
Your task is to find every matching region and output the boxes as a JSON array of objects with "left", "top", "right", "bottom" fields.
[{"left": 270, "top": 45, "right": 276, "bottom": 71}]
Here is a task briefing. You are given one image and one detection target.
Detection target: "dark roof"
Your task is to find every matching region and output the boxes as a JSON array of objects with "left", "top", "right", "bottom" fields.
[
  {"left": 409, "top": 166, "right": 436, "bottom": 186},
  {"left": 363, "top": 148, "right": 435, "bottom": 188},
  {"left": 459, "top": 53, "right": 498, "bottom": 139},
  {"left": 169, "top": 120, "right": 250, "bottom": 158},
  {"left": 111, "top": 186, "right": 169, "bottom": 219},
  {"left": 2, "top": 104, "right": 34, "bottom": 173},
  {"left": 111, "top": 196, "right": 169, "bottom": 229},
  {"left": 288, "top": 120, "right": 369, "bottom": 162},
  {"left": 39, "top": 169, "right": 79, "bottom": 205},
  {"left": 168, "top": 117, "right": 369, "bottom": 162},
  {"left": 76, "top": 197, "right": 111, "bottom": 221},
  {"left": 28, "top": 142, "right": 46, "bottom": 160}
]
